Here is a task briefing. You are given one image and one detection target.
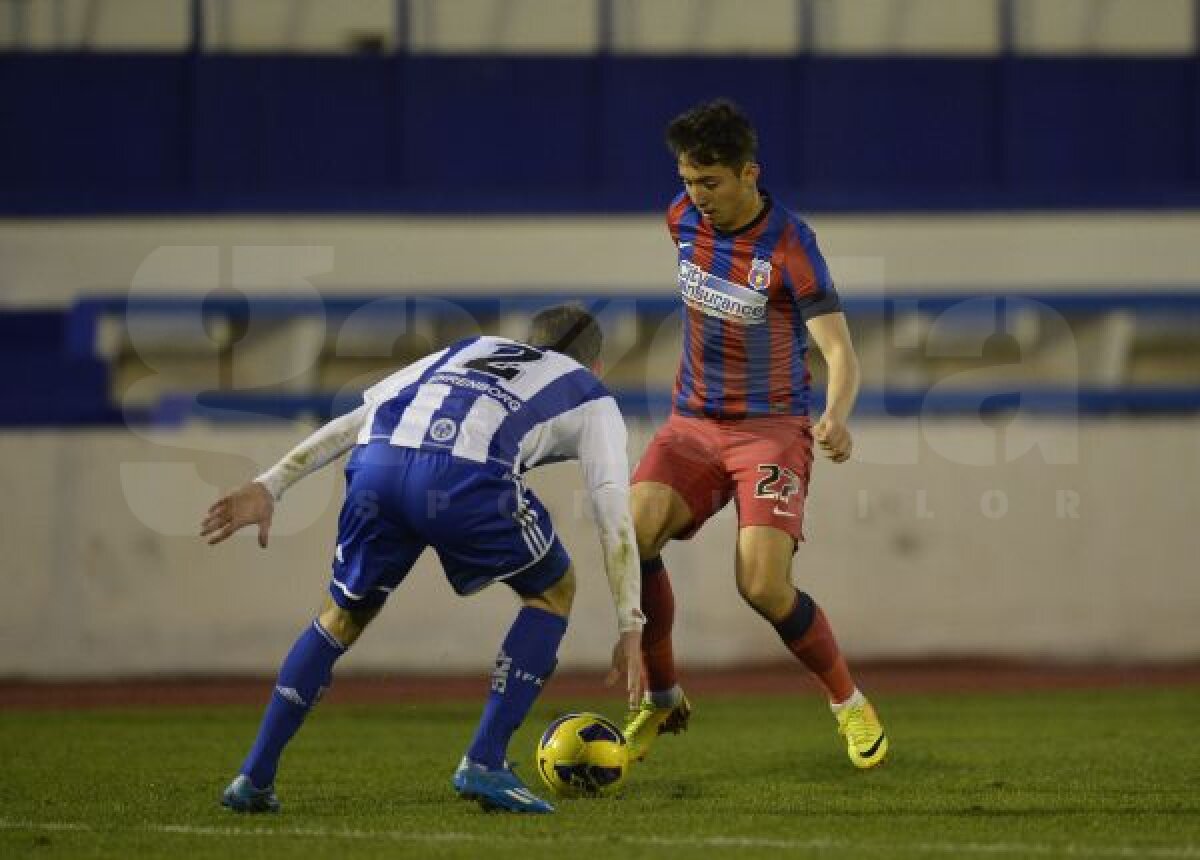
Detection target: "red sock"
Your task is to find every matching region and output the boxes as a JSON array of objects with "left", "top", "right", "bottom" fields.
[
  {"left": 640, "top": 557, "right": 678, "bottom": 693},
  {"left": 774, "top": 591, "right": 856, "bottom": 703}
]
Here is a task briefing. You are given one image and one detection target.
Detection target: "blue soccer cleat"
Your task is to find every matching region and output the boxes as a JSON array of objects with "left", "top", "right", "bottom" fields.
[
  {"left": 452, "top": 757, "right": 555, "bottom": 814},
  {"left": 221, "top": 774, "right": 281, "bottom": 814}
]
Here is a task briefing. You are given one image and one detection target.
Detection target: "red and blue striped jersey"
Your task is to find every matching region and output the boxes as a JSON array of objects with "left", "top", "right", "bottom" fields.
[{"left": 668, "top": 191, "right": 841, "bottom": 419}]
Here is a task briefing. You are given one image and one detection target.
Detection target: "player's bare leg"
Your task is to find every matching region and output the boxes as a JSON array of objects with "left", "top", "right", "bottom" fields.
[
  {"left": 520, "top": 565, "right": 576, "bottom": 617},
  {"left": 734, "top": 526, "right": 803, "bottom": 621},
  {"left": 735, "top": 525, "right": 887, "bottom": 769},
  {"left": 624, "top": 482, "right": 693, "bottom": 761},
  {"left": 316, "top": 597, "right": 380, "bottom": 647}
]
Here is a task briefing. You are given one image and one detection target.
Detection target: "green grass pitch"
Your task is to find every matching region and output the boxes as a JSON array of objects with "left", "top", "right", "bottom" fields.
[{"left": 2, "top": 688, "right": 1199, "bottom": 859}]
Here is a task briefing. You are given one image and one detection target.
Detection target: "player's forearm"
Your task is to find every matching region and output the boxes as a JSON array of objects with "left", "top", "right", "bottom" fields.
[
  {"left": 821, "top": 345, "right": 860, "bottom": 424},
  {"left": 600, "top": 526, "right": 644, "bottom": 634},
  {"left": 591, "top": 486, "right": 645, "bottom": 634},
  {"left": 255, "top": 404, "right": 367, "bottom": 500}
]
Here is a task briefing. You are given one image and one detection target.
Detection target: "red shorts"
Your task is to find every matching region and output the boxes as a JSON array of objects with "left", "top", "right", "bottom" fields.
[{"left": 632, "top": 412, "right": 814, "bottom": 542}]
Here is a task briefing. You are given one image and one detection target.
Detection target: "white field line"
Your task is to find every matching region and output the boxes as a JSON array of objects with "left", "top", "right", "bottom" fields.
[{"left": 1, "top": 819, "right": 1198, "bottom": 858}]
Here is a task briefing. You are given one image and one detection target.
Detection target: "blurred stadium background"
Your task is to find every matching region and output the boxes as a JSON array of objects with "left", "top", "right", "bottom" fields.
[{"left": 1, "top": 0, "right": 1199, "bottom": 684}]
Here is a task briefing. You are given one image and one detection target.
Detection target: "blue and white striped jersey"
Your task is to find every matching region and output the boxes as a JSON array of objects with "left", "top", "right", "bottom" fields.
[
  {"left": 358, "top": 335, "right": 628, "bottom": 485},
  {"left": 253, "top": 334, "right": 641, "bottom": 631}
]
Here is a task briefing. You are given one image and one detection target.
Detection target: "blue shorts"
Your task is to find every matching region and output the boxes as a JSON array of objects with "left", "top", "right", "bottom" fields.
[{"left": 328, "top": 444, "right": 570, "bottom": 611}]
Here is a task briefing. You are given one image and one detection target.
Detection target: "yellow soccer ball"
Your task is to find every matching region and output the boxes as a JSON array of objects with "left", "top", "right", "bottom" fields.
[{"left": 535, "top": 712, "right": 630, "bottom": 798}]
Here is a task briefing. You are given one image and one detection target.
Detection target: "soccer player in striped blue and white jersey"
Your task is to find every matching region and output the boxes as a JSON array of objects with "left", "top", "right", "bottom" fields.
[{"left": 201, "top": 305, "right": 644, "bottom": 815}]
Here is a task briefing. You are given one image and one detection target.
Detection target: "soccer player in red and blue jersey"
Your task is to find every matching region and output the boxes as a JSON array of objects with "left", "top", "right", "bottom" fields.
[{"left": 624, "top": 100, "right": 888, "bottom": 769}]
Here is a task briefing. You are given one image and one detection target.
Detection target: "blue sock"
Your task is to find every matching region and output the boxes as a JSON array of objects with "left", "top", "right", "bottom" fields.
[
  {"left": 241, "top": 620, "right": 346, "bottom": 788},
  {"left": 467, "top": 606, "right": 568, "bottom": 769}
]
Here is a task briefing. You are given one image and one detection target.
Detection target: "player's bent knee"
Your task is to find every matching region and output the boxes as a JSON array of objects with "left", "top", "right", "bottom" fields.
[
  {"left": 547, "top": 566, "right": 577, "bottom": 615},
  {"left": 317, "top": 602, "right": 378, "bottom": 648},
  {"left": 736, "top": 575, "right": 794, "bottom": 623},
  {"left": 631, "top": 482, "right": 690, "bottom": 558},
  {"left": 634, "top": 525, "right": 664, "bottom": 563},
  {"left": 735, "top": 576, "right": 768, "bottom": 611},
  {"left": 525, "top": 565, "right": 575, "bottom": 618}
]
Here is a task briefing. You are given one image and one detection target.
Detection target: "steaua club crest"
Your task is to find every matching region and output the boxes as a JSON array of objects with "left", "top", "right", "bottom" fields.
[{"left": 748, "top": 257, "right": 773, "bottom": 290}]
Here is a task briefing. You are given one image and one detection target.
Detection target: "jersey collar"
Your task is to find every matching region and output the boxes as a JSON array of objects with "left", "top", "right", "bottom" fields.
[{"left": 713, "top": 190, "right": 773, "bottom": 238}]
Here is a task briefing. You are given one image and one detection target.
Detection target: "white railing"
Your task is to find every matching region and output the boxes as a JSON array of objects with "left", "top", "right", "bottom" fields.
[{"left": 1, "top": 0, "right": 1196, "bottom": 55}]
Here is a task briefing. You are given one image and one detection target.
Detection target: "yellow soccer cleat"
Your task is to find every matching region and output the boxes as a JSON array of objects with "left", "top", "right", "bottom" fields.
[
  {"left": 835, "top": 697, "right": 888, "bottom": 769},
  {"left": 624, "top": 692, "right": 692, "bottom": 763}
]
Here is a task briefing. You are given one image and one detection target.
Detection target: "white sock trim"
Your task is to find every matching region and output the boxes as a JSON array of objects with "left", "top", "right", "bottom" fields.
[
  {"left": 312, "top": 619, "right": 349, "bottom": 652},
  {"left": 830, "top": 688, "right": 865, "bottom": 713}
]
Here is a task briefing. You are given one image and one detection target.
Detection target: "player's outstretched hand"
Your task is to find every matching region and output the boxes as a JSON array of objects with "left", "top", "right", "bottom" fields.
[
  {"left": 605, "top": 630, "right": 644, "bottom": 710},
  {"left": 201, "top": 481, "right": 275, "bottom": 548},
  {"left": 813, "top": 414, "right": 853, "bottom": 464}
]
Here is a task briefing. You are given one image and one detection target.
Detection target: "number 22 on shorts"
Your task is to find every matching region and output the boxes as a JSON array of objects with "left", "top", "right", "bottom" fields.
[{"left": 755, "top": 464, "right": 801, "bottom": 517}]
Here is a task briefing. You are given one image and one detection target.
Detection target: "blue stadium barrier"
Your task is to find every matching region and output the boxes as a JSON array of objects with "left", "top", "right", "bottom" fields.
[
  {"left": 149, "top": 385, "right": 1200, "bottom": 426},
  {"left": 0, "top": 311, "right": 121, "bottom": 426},
  {"left": 8, "top": 290, "right": 1188, "bottom": 426},
  {"left": 2, "top": 54, "right": 1200, "bottom": 214},
  {"left": 61, "top": 290, "right": 1200, "bottom": 358}
]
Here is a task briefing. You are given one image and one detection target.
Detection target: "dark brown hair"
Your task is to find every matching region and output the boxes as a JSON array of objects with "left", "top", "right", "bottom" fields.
[{"left": 666, "top": 99, "right": 757, "bottom": 169}]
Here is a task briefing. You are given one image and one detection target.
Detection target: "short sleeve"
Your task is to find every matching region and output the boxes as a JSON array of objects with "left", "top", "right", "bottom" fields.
[{"left": 783, "top": 223, "right": 842, "bottom": 321}]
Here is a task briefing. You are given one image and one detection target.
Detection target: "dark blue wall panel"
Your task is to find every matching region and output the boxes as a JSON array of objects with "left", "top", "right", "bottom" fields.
[
  {"left": 194, "top": 56, "right": 395, "bottom": 192},
  {"left": 400, "top": 58, "right": 595, "bottom": 192},
  {"left": 803, "top": 58, "right": 1000, "bottom": 190},
  {"left": 0, "top": 55, "right": 187, "bottom": 193},
  {"left": 192, "top": 56, "right": 269, "bottom": 190},
  {"left": 1006, "top": 58, "right": 1195, "bottom": 188},
  {"left": 1, "top": 53, "right": 1198, "bottom": 213}
]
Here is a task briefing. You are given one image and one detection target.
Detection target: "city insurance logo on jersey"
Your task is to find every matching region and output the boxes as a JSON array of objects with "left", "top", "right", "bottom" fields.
[{"left": 678, "top": 259, "right": 768, "bottom": 324}]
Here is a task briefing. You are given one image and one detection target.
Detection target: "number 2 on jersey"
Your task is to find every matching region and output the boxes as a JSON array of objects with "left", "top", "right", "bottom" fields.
[{"left": 463, "top": 344, "right": 544, "bottom": 382}]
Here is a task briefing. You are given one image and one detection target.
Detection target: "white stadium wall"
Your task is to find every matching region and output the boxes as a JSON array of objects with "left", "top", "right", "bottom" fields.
[
  {"left": 1, "top": 418, "right": 1197, "bottom": 678},
  {"left": 3, "top": 0, "right": 1193, "bottom": 55},
  {"left": 1, "top": 212, "right": 1198, "bottom": 676},
  {"left": 5, "top": 213, "right": 1200, "bottom": 306}
]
